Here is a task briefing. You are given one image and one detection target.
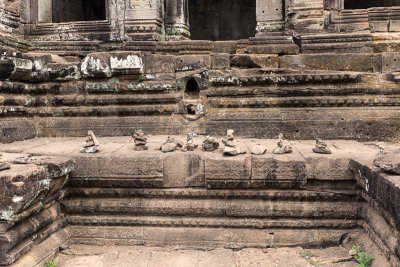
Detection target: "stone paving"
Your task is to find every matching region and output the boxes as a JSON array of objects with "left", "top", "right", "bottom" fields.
[{"left": 57, "top": 244, "right": 359, "bottom": 267}]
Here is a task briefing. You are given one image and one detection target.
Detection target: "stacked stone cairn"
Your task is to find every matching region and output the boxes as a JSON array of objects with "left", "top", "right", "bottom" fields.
[
  {"left": 272, "top": 133, "right": 293, "bottom": 154},
  {"left": 182, "top": 133, "right": 198, "bottom": 152},
  {"left": 222, "top": 129, "right": 246, "bottom": 156},
  {"left": 133, "top": 129, "right": 148, "bottom": 151},
  {"left": 80, "top": 131, "right": 100, "bottom": 154},
  {"left": 312, "top": 138, "right": 331, "bottom": 154}
]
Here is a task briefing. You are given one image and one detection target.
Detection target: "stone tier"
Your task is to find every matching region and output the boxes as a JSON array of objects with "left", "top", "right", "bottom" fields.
[
  {"left": 1, "top": 138, "right": 400, "bottom": 266},
  {"left": 2, "top": 45, "right": 400, "bottom": 143}
]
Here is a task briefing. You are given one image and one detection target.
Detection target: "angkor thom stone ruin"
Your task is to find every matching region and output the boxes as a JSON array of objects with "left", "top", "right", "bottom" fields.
[{"left": 2, "top": 0, "right": 400, "bottom": 266}]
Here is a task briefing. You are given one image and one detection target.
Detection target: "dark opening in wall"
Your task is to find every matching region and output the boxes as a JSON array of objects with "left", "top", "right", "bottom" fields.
[
  {"left": 185, "top": 79, "right": 200, "bottom": 99},
  {"left": 189, "top": 0, "right": 256, "bottom": 40},
  {"left": 52, "top": 0, "right": 106, "bottom": 23},
  {"left": 345, "top": 0, "right": 400, "bottom": 9}
]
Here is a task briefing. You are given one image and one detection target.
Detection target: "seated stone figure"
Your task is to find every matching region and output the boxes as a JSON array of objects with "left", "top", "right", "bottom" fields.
[{"left": 273, "top": 133, "right": 293, "bottom": 154}]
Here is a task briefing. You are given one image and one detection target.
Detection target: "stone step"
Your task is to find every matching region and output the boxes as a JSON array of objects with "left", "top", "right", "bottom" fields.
[
  {"left": 67, "top": 225, "right": 360, "bottom": 249},
  {"left": 62, "top": 197, "right": 360, "bottom": 219},
  {"left": 1, "top": 93, "right": 181, "bottom": 107},
  {"left": 0, "top": 80, "right": 178, "bottom": 95},
  {"left": 206, "top": 84, "right": 397, "bottom": 98},
  {"left": 208, "top": 71, "right": 361, "bottom": 87},
  {"left": 207, "top": 95, "right": 400, "bottom": 109},
  {"left": 0, "top": 104, "right": 180, "bottom": 117},
  {"left": 66, "top": 187, "right": 357, "bottom": 201},
  {"left": 67, "top": 215, "right": 358, "bottom": 229}
]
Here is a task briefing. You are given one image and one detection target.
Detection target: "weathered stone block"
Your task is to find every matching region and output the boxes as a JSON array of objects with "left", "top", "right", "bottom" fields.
[
  {"left": 72, "top": 154, "right": 163, "bottom": 187},
  {"left": 9, "top": 58, "right": 33, "bottom": 81},
  {"left": 0, "top": 119, "right": 37, "bottom": 143},
  {"left": 211, "top": 41, "right": 237, "bottom": 54},
  {"left": 230, "top": 54, "right": 278, "bottom": 68},
  {"left": 175, "top": 55, "right": 211, "bottom": 72},
  {"left": 246, "top": 44, "right": 299, "bottom": 55},
  {"left": 109, "top": 52, "right": 144, "bottom": 76},
  {"left": 279, "top": 54, "right": 374, "bottom": 72},
  {"left": 382, "top": 53, "right": 400, "bottom": 72},
  {"left": 47, "top": 63, "right": 81, "bottom": 81},
  {"left": 205, "top": 153, "right": 251, "bottom": 188},
  {"left": 144, "top": 54, "right": 175, "bottom": 74},
  {"left": 211, "top": 53, "right": 230, "bottom": 70},
  {"left": 81, "top": 53, "right": 112, "bottom": 78},
  {"left": 163, "top": 152, "right": 205, "bottom": 187},
  {"left": 0, "top": 155, "right": 73, "bottom": 222},
  {"left": 251, "top": 151, "right": 306, "bottom": 188}
]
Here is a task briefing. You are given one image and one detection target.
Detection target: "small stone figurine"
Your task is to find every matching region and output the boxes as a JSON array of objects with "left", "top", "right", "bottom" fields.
[
  {"left": 182, "top": 133, "right": 198, "bottom": 152},
  {"left": 273, "top": 133, "right": 293, "bottom": 154},
  {"left": 222, "top": 129, "right": 246, "bottom": 156},
  {"left": 312, "top": 138, "right": 331, "bottom": 154},
  {"left": 202, "top": 136, "right": 219, "bottom": 152},
  {"left": 133, "top": 129, "right": 148, "bottom": 151},
  {"left": 0, "top": 154, "right": 10, "bottom": 171},
  {"left": 80, "top": 131, "right": 100, "bottom": 153}
]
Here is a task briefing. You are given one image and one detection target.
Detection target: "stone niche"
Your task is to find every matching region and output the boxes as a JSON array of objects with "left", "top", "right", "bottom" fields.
[{"left": 189, "top": 0, "right": 257, "bottom": 40}]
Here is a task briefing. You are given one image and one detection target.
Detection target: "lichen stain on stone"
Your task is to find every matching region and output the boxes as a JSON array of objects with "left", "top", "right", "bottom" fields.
[
  {"left": 81, "top": 56, "right": 111, "bottom": 77},
  {"left": 0, "top": 206, "right": 14, "bottom": 220},
  {"left": 110, "top": 55, "right": 144, "bottom": 73}
]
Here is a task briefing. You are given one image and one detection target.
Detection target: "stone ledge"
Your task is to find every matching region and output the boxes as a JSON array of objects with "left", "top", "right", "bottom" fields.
[{"left": 0, "top": 137, "right": 381, "bottom": 189}]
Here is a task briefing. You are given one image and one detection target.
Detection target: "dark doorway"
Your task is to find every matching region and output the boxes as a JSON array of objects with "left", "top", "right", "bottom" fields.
[
  {"left": 345, "top": 0, "right": 400, "bottom": 9},
  {"left": 189, "top": 0, "right": 256, "bottom": 40},
  {"left": 52, "top": 0, "right": 106, "bottom": 23},
  {"left": 185, "top": 79, "right": 200, "bottom": 99}
]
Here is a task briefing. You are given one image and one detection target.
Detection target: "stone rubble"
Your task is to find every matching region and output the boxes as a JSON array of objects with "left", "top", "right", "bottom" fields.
[
  {"left": 312, "top": 138, "right": 332, "bottom": 154},
  {"left": 202, "top": 136, "right": 220, "bottom": 152},
  {"left": 12, "top": 155, "right": 32, "bottom": 164},
  {"left": 160, "top": 136, "right": 183, "bottom": 153},
  {"left": 272, "top": 134, "right": 293, "bottom": 155},
  {"left": 250, "top": 143, "right": 267, "bottom": 155},
  {"left": 80, "top": 131, "right": 100, "bottom": 154}
]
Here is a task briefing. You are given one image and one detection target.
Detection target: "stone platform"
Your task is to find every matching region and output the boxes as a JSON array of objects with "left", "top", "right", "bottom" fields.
[{"left": 0, "top": 137, "right": 399, "bottom": 266}]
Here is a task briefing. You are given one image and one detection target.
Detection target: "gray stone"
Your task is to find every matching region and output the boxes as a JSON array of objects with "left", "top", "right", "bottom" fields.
[
  {"left": 250, "top": 144, "right": 267, "bottom": 155},
  {"left": 373, "top": 149, "right": 400, "bottom": 174},
  {"left": 202, "top": 136, "right": 220, "bottom": 152}
]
